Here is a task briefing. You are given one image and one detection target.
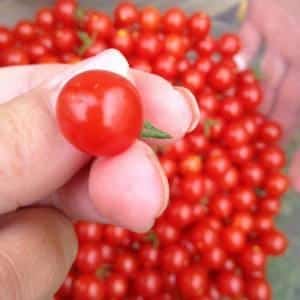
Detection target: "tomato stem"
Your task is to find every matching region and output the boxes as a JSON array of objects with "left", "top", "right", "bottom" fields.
[
  {"left": 203, "top": 118, "right": 219, "bottom": 137},
  {"left": 77, "top": 31, "right": 94, "bottom": 56},
  {"left": 75, "top": 6, "right": 86, "bottom": 23},
  {"left": 141, "top": 121, "right": 172, "bottom": 139}
]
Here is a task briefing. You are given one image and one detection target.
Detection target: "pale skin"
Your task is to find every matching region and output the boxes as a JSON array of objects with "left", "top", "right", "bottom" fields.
[{"left": 1, "top": 0, "right": 300, "bottom": 299}]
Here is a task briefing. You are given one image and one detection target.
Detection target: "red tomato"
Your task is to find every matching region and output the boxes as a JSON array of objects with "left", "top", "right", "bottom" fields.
[
  {"left": 54, "top": 27, "right": 78, "bottom": 52},
  {"left": 140, "top": 6, "right": 161, "bottom": 31},
  {"left": 36, "top": 7, "right": 55, "bottom": 30},
  {"left": 0, "top": 27, "right": 13, "bottom": 49},
  {"left": 85, "top": 11, "right": 113, "bottom": 39},
  {"left": 218, "top": 33, "right": 241, "bottom": 57},
  {"left": 14, "top": 20, "right": 37, "bottom": 42},
  {"left": 114, "top": 2, "right": 139, "bottom": 28},
  {"left": 54, "top": 0, "right": 77, "bottom": 26},
  {"left": 1, "top": 47, "right": 30, "bottom": 66},
  {"left": 163, "top": 7, "right": 187, "bottom": 33},
  {"left": 188, "top": 11, "right": 211, "bottom": 38},
  {"left": 57, "top": 70, "right": 143, "bottom": 156}
]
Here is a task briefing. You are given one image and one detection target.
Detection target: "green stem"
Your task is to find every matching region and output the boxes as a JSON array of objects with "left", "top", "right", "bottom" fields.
[
  {"left": 77, "top": 31, "right": 94, "bottom": 56},
  {"left": 141, "top": 121, "right": 172, "bottom": 139}
]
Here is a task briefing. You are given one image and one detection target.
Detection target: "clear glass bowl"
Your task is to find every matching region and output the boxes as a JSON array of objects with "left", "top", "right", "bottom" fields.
[{"left": 0, "top": 1, "right": 299, "bottom": 299}]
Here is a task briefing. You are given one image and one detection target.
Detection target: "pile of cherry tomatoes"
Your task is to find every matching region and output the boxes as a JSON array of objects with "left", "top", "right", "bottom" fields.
[{"left": 0, "top": 0, "right": 289, "bottom": 299}]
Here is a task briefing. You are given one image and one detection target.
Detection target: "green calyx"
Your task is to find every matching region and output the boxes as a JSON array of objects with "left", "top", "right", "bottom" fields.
[{"left": 141, "top": 121, "right": 172, "bottom": 139}]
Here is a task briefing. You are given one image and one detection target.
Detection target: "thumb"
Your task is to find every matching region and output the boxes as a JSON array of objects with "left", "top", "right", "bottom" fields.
[{"left": 0, "top": 50, "right": 130, "bottom": 214}]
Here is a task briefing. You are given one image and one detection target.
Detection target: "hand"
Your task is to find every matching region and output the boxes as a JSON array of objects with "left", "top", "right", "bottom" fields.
[
  {"left": 0, "top": 50, "right": 200, "bottom": 300},
  {"left": 239, "top": 0, "right": 300, "bottom": 189}
]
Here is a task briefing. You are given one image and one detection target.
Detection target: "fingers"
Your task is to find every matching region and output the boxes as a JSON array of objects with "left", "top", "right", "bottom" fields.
[
  {"left": 0, "top": 208, "right": 77, "bottom": 300},
  {"left": 132, "top": 69, "right": 200, "bottom": 143},
  {"left": 51, "top": 141, "right": 168, "bottom": 233}
]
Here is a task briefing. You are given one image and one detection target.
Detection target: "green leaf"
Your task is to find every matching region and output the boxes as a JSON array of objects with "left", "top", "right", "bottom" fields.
[
  {"left": 77, "top": 31, "right": 93, "bottom": 56},
  {"left": 141, "top": 121, "right": 172, "bottom": 139}
]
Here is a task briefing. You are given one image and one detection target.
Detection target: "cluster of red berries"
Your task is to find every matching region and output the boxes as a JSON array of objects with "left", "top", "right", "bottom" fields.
[{"left": 0, "top": 0, "right": 289, "bottom": 299}]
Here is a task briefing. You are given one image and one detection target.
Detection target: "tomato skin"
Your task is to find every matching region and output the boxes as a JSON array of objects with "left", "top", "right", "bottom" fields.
[
  {"left": 140, "top": 6, "right": 161, "bottom": 32},
  {"left": 138, "top": 244, "right": 159, "bottom": 269},
  {"left": 0, "top": 27, "right": 13, "bottom": 49},
  {"left": 153, "top": 53, "right": 177, "bottom": 80},
  {"left": 240, "top": 245, "right": 266, "bottom": 272},
  {"left": 106, "top": 274, "right": 128, "bottom": 299},
  {"left": 208, "top": 63, "right": 235, "bottom": 92},
  {"left": 134, "top": 270, "right": 163, "bottom": 298},
  {"left": 75, "top": 221, "right": 102, "bottom": 243},
  {"left": 260, "top": 230, "right": 288, "bottom": 256},
  {"left": 36, "top": 7, "right": 55, "bottom": 30},
  {"left": 160, "top": 245, "right": 190, "bottom": 272},
  {"left": 114, "top": 2, "right": 139, "bottom": 28},
  {"left": 54, "top": 28, "right": 78, "bottom": 52},
  {"left": 14, "top": 20, "right": 37, "bottom": 42},
  {"left": 136, "top": 32, "right": 162, "bottom": 59},
  {"left": 237, "top": 83, "right": 263, "bottom": 110},
  {"left": 188, "top": 11, "right": 211, "bottom": 38},
  {"left": 163, "top": 8, "right": 187, "bottom": 33},
  {"left": 110, "top": 29, "right": 133, "bottom": 57},
  {"left": 222, "top": 226, "right": 246, "bottom": 253},
  {"left": 217, "top": 271, "right": 244, "bottom": 298},
  {"left": 54, "top": 0, "right": 77, "bottom": 25},
  {"left": 246, "top": 279, "right": 272, "bottom": 300},
  {"left": 85, "top": 11, "right": 113, "bottom": 39},
  {"left": 56, "top": 272, "right": 75, "bottom": 298},
  {"left": 83, "top": 40, "right": 107, "bottom": 58},
  {"left": 57, "top": 70, "right": 143, "bottom": 156},
  {"left": 182, "top": 69, "right": 206, "bottom": 93},
  {"left": 218, "top": 33, "right": 241, "bottom": 57},
  {"left": 73, "top": 274, "right": 106, "bottom": 300},
  {"left": 75, "top": 243, "right": 102, "bottom": 273},
  {"left": 1, "top": 48, "right": 30, "bottom": 66}
]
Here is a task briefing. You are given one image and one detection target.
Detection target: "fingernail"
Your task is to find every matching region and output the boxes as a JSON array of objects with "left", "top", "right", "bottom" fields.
[
  {"left": 145, "top": 146, "right": 169, "bottom": 217},
  {"left": 43, "top": 49, "right": 130, "bottom": 113},
  {"left": 175, "top": 86, "right": 201, "bottom": 132}
]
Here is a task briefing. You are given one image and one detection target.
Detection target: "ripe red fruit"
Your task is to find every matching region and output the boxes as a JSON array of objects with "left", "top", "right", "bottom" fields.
[
  {"left": 136, "top": 32, "right": 162, "bottom": 59},
  {"left": 195, "top": 35, "right": 215, "bottom": 56},
  {"left": 103, "top": 225, "right": 131, "bottom": 247},
  {"left": 202, "top": 246, "right": 227, "bottom": 270},
  {"left": 110, "top": 29, "right": 133, "bottom": 57},
  {"left": 166, "top": 199, "right": 193, "bottom": 228},
  {"left": 153, "top": 53, "right": 177, "bottom": 80},
  {"left": 138, "top": 244, "right": 159, "bottom": 268},
  {"left": 246, "top": 279, "right": 272, "bottom": 300},
  {"left": 241, "top": 162, "right": 265, "bottom": 187},
  {"left": 223, "top": 122, "right": 250, "bottom": 147},
  {"left": 114, "top": 2, "right": 139, "bottom": 28},
  {"left": 180, "top": 175, "right": 205, "bottom": 201},
  {"left": 75, "top": 243, "right": 102, "bottom": 273},
  {"left": 1, "top": 48, "right": 30, "bottom": 66},
  {"left": 163, "top": 34, "right": 186, "bottom": 58},
  {"left": 14, "top": 20, "right": 37, "bottom": 41},
  {"left": 0, "top": 27, "right": 13, "bottom": 49},
  {"left": 217, "top": 271, "right": 244, "bottom": 298},
  {"left": 209, "top": 193, "right": 233, "bottom": 219},
  {"left": 140, "top": 6, "right": 161, "bottom": 32},
  {"left": 218, "top": 33, "right": 241, "bottom": 57},
  {"left": 260, "top": 146, "right": 286, "bottom": 170},
  {"left": 220, "top": 96, "right": 244, "bottom": 119},
  {"left": 188, "top": 11, "right": 211, "bottom": 38},
  {"left": 75, "top": 221, "right": 102, "bottom": 243},
  {"left": 155, "top": 220, "right": 180, "bottom": 246},
  {"left": 73, "top": 274, "right": 106, "bottom": 300},
  {"left": 54, "top": 28, "right": 78, "bottom": 52},
  {"left": 265, "top": 172, "right": 289, "bottom": 196},
  {"left": 106, "top": 274, "right": 128, "bottom": 299},
  {"left": 36, "top": 7, "right": 55, "bottom": 30},
  {"left": 160, "top": 245, "right": 190, "bottom": 272},
  {"left": 232, "top": 186, "right": 256, "bottom": 211},
  {"left": 240, "top": 245, "right": 266, "bottom": 272},
  {"left": 222, "top": 226, "right": 246, "bottom": 253},
  {"left": 191, "top": 223, "right": 219, "bottom": 251},
  {"left": 115, "top": 252, "right": 138, "bottom": 277},
  {"left": 208, "top": 63, "right": 235, "bottom": 91},
  {"left": 232, "top": 212, "right": 254, "bottom": 233},
  {"left": 134, "top": 270, "right": 162, "bottom": 298},
  {"left": 205, "top": 154, "right": 231, "bottom": 177},
  {"left": 260, "top": 121, "right": 282, "bottom": 143},
  {"left": 237, "top": 83, "right": 263, "bottom": 110},
  {"left": 179, "top": 266, "right": 208, "bottom": 298},
  {"left": 260, "top": 230, "right": 288, "bottom": 256},
  {"left": 57, "top": 70, "right": 143, "bottom": 156},
  {"left": 56, "top": 272, "right": 75, "bottom": 298},
  {"left": 85, "top": 11, "right": 113, "bottom": 39},
  {"left": 182, "top": 69, "right": 206, "bottom": 93},
  {"left": 179, "top": 154, "right": 202, "bottom": 176},
  {"left": 54, "top": 0, "right": 77, "bottom": 26},
  {"left": 163, "top": 7, "right": 187, "bottom": 33}
]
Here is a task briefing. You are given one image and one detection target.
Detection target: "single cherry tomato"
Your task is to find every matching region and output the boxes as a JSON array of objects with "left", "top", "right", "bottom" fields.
[
  {"left": 54, "top": 27, "right": 78, "bottom": 52},
  {"left": 220, "top": 96, "right": 244, "bottom": 119},
  {"left": 205, "top": 154, "right": 231, "bottom": 177},
  {"left": 153, "top": 53, "right": 177, "bottom": 80},
  {"left": 159, "top": 156, "right": 177, "bottom": 179},
  {"left": 195, "top": 56, "right": 214, "bottom": 74},
  {"left": 75, "top": 243, "right": 102, "bottom": 273},
  {"left": 178, "top": 266, "right": 208, "bottom": 298},
  {"left": 154, "top": 220, "right": 180, "bottom": 246},
  {"left": 197, "top": 90, "right": 219, "bottom": 114},
  {"left": 166, "top": 199, "right": 193, "bottom": 227},
  {"left": 240, "top": 245, "right": 266, "bottom": 272},
  {"left": 73, "top": 274, "right": 106, "bottom": 300},
  {"left": 232, "top": 186, "right": 256, "bottom": 211},
  {"left": 180, "top": 175, "right": 205, "bottom": 202},
  {"left": 182, "top": 69, "right": 206, "bottom": 93},
  {"left": 54, "top": 0, "right": 77, "bottom": 26},
  {"left": 57, "top": 70, "right": 143, "bottom": 156},
  {"left": 60, "top": 52, "right": 81, "bottom": 63},
  {"left": 218, "top": 33, "right": 241, "bottom": 57},
  {"left": 82, "top": 39, "right": 107, "bottom": 58},
  {"left": 179, "top": 154, "right": 202, "bottom": 176},
  {"left": 232, "top": 212, "right": 254, "bottom": 233},
  {"left": 114, "top": 1, "right": 139, "bottom": 28},
  {"left": 36, "top": 7, "right": 55, "bottom": 30},
  {"left": 136, "top": 32, "right": 162, "bottom": 59},
  {"left": 140, "top": 6, "right": 161, "bottom": 31},
  {"left": 241, "top": 162, "right": 265, "bottom": 187},
  {"left": 85, "top": 11, "right": 113, "bottom": 40},
  {"left": 134, "top": 270, "right": 163, "bottom": 298},
  {"left": 222, "top": 226, "right": 246, "bottom": 253},
  {"left": 195, "top": 35, "right": 215, "bottom": 56},
  {"left": 110, "top": 29, "right": 133, "bottom": 57},
  {"left": 106, "top": 274, "right": 128, "bottom": 300},
  {"left": 115, "top": 252, "right": 138, "bottom": 278},
  {"left": 56, "top": 272, "right": 75, "bottom": 299},
  {"left": 259, "top": 120, "right": 283, "bottom": 143},
  {"left": 209, "top": 193, "right": 233, "bottom": 219},
  {"left": 15, "top": 20, "right": 37, "bottom": 42},
  {"left": 163, "top": 34, "right": 186, "bottom": 58},
  {"left": 129, "top": 57, "right": 152, "bottom": 73},
  {"left": 163, "top": 7, "right": 187, "bottom": 33},
  {"left": 27, "top": 41, "right": 48, "bottom": 62},
  {"left": 208, "top": 63, "right": 235, "bottom": 91},
  {"left": 177, "top": 57, "right": 191, "bottom": 74},
  {"left": 260, "top": 146, "right": 285, "bottom": 170},
  {"left": 265, "top": 172, "right": 289, "bottom": 196},
  {"left": 223, "top": 121, "right": 250, "bottom": 147},
  {"left": 75, "top": 221, "right": 102, "bottom": 243},
  {"left": 36, "top": 33, "right": 55, "bottom": 52},
  {"left": 202, "top": 246, "right": 227, "bottom": 270},
  {"left": 246, "top": 279, "right": 272, "bottom": 300},
  {"left": 259, "top": 196, "right": 281, "bottom": 216},
  {"left": 260, "top": 230, "right": 288, "bottom": 256},
  {"left": 217, "top": 271, "right": 244, "bottom": 298},
  {"left": 138, "top": 244, "right": 159, "bottom": 268},
  {"left": 38, "top": 54, "right": 60, "bottom": 64},
  {"left": 254, "top": 213, "right": 274, "bottom": 232},
  {"left": 0, "top": 26, "right": 13, "bottom": 49},
  {"left": 237, "top": 83, "right": 263, "bottom": 110},
  {"left": 188, "top": 11, "right": 211, "bottom": 38},
  {"left": 191, "top": 223, "right": 219, "bottom": 251},
  {"left": 238, "top": 69, "right": 257, "bottom": 85}
]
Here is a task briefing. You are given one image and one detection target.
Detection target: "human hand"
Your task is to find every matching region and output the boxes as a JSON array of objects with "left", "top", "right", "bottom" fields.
[
  {"left": 0, "top": 49, "right": 200, "bottom": 299},
  {"left": 239, "top": 0, "right": 300, "bottom": 189}
]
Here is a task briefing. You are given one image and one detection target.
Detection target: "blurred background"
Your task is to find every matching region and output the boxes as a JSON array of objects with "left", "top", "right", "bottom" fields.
[{"left": 0, "top": 1, "right": 299, "bottom": 299}]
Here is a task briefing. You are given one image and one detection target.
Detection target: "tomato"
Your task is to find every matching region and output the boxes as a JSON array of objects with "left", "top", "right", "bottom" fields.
[
  {"left": 176, "top": 57, "right": 191, "bottom": 74},
  {"left": 103, "top": 225, "right": 131, "bottom": 247},
  {"left": 36, "top": 7, "right": 55, "bottom": 30},
  {"left": 259, "top": 196, "right": 281, "bottom": 216},
  {"left": 115, "top": 252, "right": 138, "bottom": 277},
  {"left": 110, "top": 29, "right": 133, "bottom": 57},
  {"left": 240, "top": 245, "right": 266, "bottom": 272},
  {"left": 178, "top": 266, "right": 208, "bottom": 298},
  {"left": 195, "top": 56, "right": 214, "bottom": 74},
  {"left": 188, "top": 11, "right": 211, "bottom": 38},
  {"left": 56, "top": 272, "right": 75, "bottom": 298},
  {"left": 179, "top": 154, "right": 202, "bottom": 176},
  {"left": 219, "top": 167, "right": 239, "bottom": 190},
  {"left": 82, "top": 39, "right": 107, "bottom": 58},
  {"left": 73, "top": 274, "right": 106, "bottom": 300},
  {"left": 85, "top": 11, "right": 113, "bottom": 39},
  {"left": 26, "top": 41, "right": 48, "bottom": 62},
  {"left": 232, "top": 212, "right": 254, "bottom": 233},
  {"left": 54, "top": 0, "right": 77, "bottom": 25},
  {"left": 136, "top": 32, "right": 162, "bottom": 59},
  {"left": 163, "top": 7, "right": 187, "bottom": 33},
  {"left": 153, "top": 53, "right": 177, "bottom": 80},
  {"left": 54, "top": 27, "right": 78, "bottom": 51},
  {"left": 191, "top": 223, "right": 219, "bottom": 251},
  {"left": 57, "top": 70, "right": 143, "bottom": 156},
  {"left": 209, "top": 193, "right": 233, "bottom": 219},
  {"left": 163, "top": 34, "right": 186, "bottom": 58},
  {"left": 218, "top": 33, "right": 241, "bottom": 57},
  {"left": 138, "top": 244, "right": 159, "bottom": 268},
  {"left": 134, "top": 270, "right": 162, "bottom": 298},
  {"left": 75, "top": 243, "right": 102, "bottom": 273},
  {"left": 114, "top": 2, "right": 139, "bottom": 28},
  {"left": 237, "top": 83, "right": 263, "bottom": 110},
  {"left": 129, "top": 57, "right": 152, "bottom": 73},
  {"left": 254, "top": 213, "right": 274, "bottom": 232},
  {"left": 60, "top": 52, "right": 81, "bottom": 63},
  {"left": 1, "top": 48, "right": 30, "bottom": 66},
  {"left": 217, "top": 271, "right": 244, "bottom": 298},
  {"left": 38, "top": 54, "right": 60, "bottom": 64},
  {"left": 230, "top": 144, "right": 254, "bottom": 165},
  {"left": 160, "top": 245, "right": 190, "bottom": 272},
  {"left": 75, "top": 221, "right": 102, "bottom": 243},
  {"left": 223, "top": 121, "right": 250, "bottom": 147},
  {"left": 222, "top": 226, "right": 246, "bottom": 253},
  {"left": 260, "top": 146, "right": 285, "bottom": 170},
  {"left": 180, "top": 175, "right": 205, "bottom": 201},
  {"left": 202, "top": 246, "right": 227, "bottom": 270},
  {"left": 182, "top": 69, "right": 206, "bottom": 93},
  {"left": 15, "top": 20, "right": 37, "bottom": 41},
  {"left": 246, "top": 279, "right": 272, "bottom": 300},
  {"left": 220, "top": 96, "right": 244, "bottom": 119},
  {"left": 98, "top": 242, "right": 116, "bottom": 263},
  {"left": 259, "top": 120, "right": 282, "bottom": 143},
  {"left": 166, "top": 199, "right": 193, "bottom": 227},
  {"left": 265, "top": 172, "right": 289, "bottom": 196},
  {"left": 36, "top": 33, "right": 55, "bottom": 52},
  {"left": 155, "top": 220, "right": 180, "bottom": 246},
  {"left": 140, "top": 6, "right": 161, "bottom": 32},
  {"left": 205, "top": 154, "right": 231, "bottom": 177},
  {"left": 106, "top": 274, "right": 128, "bottom": 299},
  {"left": 260, "top": 230, "right": 288, "bottom": 256},
  {"left": 238, "top": 69, "right": 257, "bottom": 85},
  {"left": 187, "top": 132, "right": 210, "bottom": 154},
  {"left": 0, "top": 27, "right": 13, "bottom": 49},
  {"left": 241, "top": 162, "right": 265, "bottom": 187},
  {"left": 197, "top": 90, "right": 220, "bottom": 114},
  {"left": 162, "top": 272, "right": 177, "bottom": 291},
  {"left": 232, "top": 186, "right": 256, "bottom": 211},
  {"left": 195, "top": 35, "right": 215, "bottom": 56},
  {"left": 208, "top": 63, "right": 235, "bottom": 91}
]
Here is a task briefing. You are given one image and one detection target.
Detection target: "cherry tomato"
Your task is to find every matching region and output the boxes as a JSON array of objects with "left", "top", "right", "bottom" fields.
[
  {"left": 209, "top": 193, "right": 233, "bottom": 219},
  {"left": 54, "top": 27, "right": 78, "bottom": 52},
  {"left": 75, "top": 221, "right": 102, "bottom": 243},
  {"left": 195, "top": 56, "right": 214, "bottom": 74},
  {"left": 260, "top": 230, "right": 288, "bottom": 256},
  {"left": 188, "top": 11, "right": 211, "bottom": 38},
  {"left": 138, "top": 244, "right": 159, "bottom": 268},
  {"left": 134, "top": 270, "right": 162, "bottom": 298},
  {"left": 85, "top": 11, "right": 113, "bottom": 40},
  {"left": 246, "top": 279, "right": 272, "bottom": 300},
  {"left": 160, "top": 245, "right": 190, "bottom": 272},
  {"left": 191, "top": 223, "right": 219, "bottom": 251},
  {"left": 153, "top": 53, "right": 177, "bottom": 80},
  {"left": 0, "top": 27, "right": 13, "bottom": 49},
  {"left": 106, "top": 274, "right": 128, "bottom": 299},
  {"left": 222, "top": 226, "right": 246, "bottom": 253},
  {"left": 82, "top": 39, "right": 107, "bottom": 58},
  {"left": 166, "top": 199, "right": 193, "bottom": 227},
  {"left": 208, "top": 63, "right": 235, "bottom": 92},
  {"left": 114, "top": 2, "right": 139, "bottom": 28},
  {"left": 154, "top": 220, "right": 180, "bottom": 246},
  {"left": 202, "top": 246, "right": 227, "bottom": 270},
  {"left": 136, "top": 32, "right": 162, "bottom": 59},
  {"left": 218, "top": 33, "right": 241, "bottom": 57},
  {"left": 217, "top": 271, "right": 244, "bottom": 298},
  {"left": 140, "top": 6, "right": 161, "bottom": 31},
  {"left": 182, "top": 69, "right": 206, "bottom": 93},
  {"left": 195, "top": 35, "right": 215, "bottom": 56},
  {"left": 163, "top": 7, "right": 187, "bottom": 33},
  {"left": 36, "top": 7, "right": 55, "bottom": 30},
  {"left": 240, "top": 245, "right": 266, "bottom": 272},
  {"left": 110, "top": 29, "right": 133, "bottom": 57},
  {"left": 129, "top": 57, "right": 152, "bottom": 73},
  {"left": 265, "top": 172, "right": 289, "bottom": 196},
  {"left": 57, "top": 70, "right": 143, "bottom": 156},
  {"left": 54, "top": 0, "right": 77, "bottom": 25},
  {"left": 56, "top": 272, "right": 75, "bottom": 299},
  {"left": 237, "top": 83, "right": 263, "bottom": 110},
  {"left": 1, "top": 47, "right": 30, "bottom": 66}
]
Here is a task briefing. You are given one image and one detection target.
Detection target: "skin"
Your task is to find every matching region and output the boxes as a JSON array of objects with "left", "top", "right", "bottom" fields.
[
  {"left": 0, "top": 50, "right": 200, "bottom": 300},
  {"left": 239, "top": 0, "right": 300, "bottom": 190}
]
